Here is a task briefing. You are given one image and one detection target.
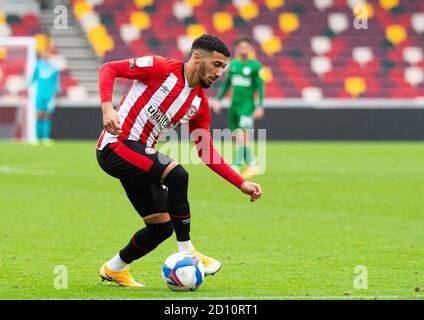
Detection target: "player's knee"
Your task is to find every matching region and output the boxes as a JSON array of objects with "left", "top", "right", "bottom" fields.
[
  {"left": 163, "top": 165, "right": 190, "bottom": 216},
  {"left": 146, "top": 220, "right": 174, "bottom": 244},
  {"left": 163, "top": 164, "right": 189, "bottom": 188}
]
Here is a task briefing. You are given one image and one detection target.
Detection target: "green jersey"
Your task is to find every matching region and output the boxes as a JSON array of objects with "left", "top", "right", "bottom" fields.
[{"left": 217, "top": 58, "right": 264, "bottom": 115}]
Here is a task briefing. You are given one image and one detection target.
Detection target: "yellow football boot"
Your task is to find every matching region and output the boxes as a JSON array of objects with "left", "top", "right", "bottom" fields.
[
  {"left": 190, "top": 250, "right": 222, "bottom": 276},
  {"left": 100, "top": 264, "right": 145, "bottom": 288}
]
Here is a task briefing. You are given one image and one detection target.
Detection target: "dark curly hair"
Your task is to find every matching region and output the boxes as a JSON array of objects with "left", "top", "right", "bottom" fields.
[{"left": 191, "top": 34, "right": 231, "bottom": 57}]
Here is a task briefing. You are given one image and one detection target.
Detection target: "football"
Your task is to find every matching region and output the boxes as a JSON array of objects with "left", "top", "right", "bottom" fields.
[{"left": 162, "top": 251, "right": 205, "bottom": 291}]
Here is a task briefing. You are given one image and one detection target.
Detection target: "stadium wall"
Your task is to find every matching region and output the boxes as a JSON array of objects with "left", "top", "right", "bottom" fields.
[{"left": 51, "top": 103, "right": 424, "bottom": 141}]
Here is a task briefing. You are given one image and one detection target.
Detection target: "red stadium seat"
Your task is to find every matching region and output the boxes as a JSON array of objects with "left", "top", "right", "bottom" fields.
[
  {"left": 4, "top": 0, "right": 421, "bottom": 99},
  {"left": 0, "top": 9, "right": 80, "bottom": 98}
]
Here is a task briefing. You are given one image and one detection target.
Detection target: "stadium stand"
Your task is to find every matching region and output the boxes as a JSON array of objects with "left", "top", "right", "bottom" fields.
[
  {"left": 0, "top": 0, "right": 84, "bottom": 99},
  {"left": 1, "top": 0, "right": 424, "bottom": 100},
  {"left": 68, "top": 0, "right": 423, "bottom": 100}
]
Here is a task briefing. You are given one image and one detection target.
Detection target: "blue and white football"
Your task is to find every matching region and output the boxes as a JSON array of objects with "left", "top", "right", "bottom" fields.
[{"left": 162, "top": 251, "right": 205, "bottom": 291}]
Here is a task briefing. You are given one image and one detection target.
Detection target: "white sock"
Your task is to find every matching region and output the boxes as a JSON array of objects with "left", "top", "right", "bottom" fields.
[
  {"left": 178, "top": 240, "right": 195, "bottom": 252},
  {"left": 106, "top": 253, "right": 127, "bottom": 272}
]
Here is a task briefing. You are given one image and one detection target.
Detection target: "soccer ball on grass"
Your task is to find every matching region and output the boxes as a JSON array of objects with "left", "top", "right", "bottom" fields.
[{"left": 162, "top": 251, "right": 205, "bottom": 291}]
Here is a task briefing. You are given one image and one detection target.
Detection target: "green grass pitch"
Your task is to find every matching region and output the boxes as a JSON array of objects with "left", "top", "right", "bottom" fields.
[{"left": 1, "top": 141, "right": 423, "bottom": 300}]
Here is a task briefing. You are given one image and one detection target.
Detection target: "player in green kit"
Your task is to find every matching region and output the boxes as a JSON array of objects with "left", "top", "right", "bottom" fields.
[{"left": 214, "top": 36, "right": 264, "bottom": 178}]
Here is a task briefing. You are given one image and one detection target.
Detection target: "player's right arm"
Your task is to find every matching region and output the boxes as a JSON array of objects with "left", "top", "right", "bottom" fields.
[
  {"left": 101, "top": 101, "right": 121, "bottom": 135},
  {"left": 98, "top": 56, "right": 164, "bottom": 135}
]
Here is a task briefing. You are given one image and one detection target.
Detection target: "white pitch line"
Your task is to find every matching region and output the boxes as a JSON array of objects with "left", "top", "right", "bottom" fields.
[
  {"left": 61, "top": 295, "right": 402, "bottom": 300},
  {"left": 0, "top": 166, "right": 98, "bottom": 177},
  {"left": 0, "top": 166, "right": 25, "bottom": 174},
  {"left": 142, "top": 295, "right": 402, "bottom": 300}
]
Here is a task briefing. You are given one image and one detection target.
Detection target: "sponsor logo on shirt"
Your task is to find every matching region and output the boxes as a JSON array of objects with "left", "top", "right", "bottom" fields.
[
  {"left": 231, "top": 75, "right": 252, "bottom": 87},
  {"left": 242, "top": 67, "right": 251, "bottom": 76},
  {"left": 147, "top": 105, "right": 180, "bottom": 131},
  {"left": 160, "top": 85, "right": 170, "bottom": 94},
  {"left": 147, "top": 105, "right": 171, "bottom": 129},
  {"left": 129, "top": 59, "right": 134, "bottom": 70}
]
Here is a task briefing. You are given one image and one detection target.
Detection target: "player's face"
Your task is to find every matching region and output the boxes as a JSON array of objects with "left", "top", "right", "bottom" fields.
[
  {"left": 198, "top": 51, "right": 228, "bottom": 88},
  {"left": 235, "top": 41, "right": 252, "bottom": 60}
]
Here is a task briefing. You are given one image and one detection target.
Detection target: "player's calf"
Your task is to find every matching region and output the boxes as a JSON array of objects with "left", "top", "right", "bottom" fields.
[
  {"left": 163, "top": 164, "right": 191, "bottom": 242},
  {"left": 100, "top": 220, "right": 174, "bottom": 288},
  {"left": 162, "top": 164, "right": 222, "bottom": 276},
  {"left": 119, "top": 220, "right": 174, "bottom": 264}
]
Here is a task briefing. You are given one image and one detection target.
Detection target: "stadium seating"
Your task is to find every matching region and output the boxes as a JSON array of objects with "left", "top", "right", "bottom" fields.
[
  {"left": 0, "top": 8, "right": 80, "bottom": 99},
  {"left": 66, "top": 0, "right": 423, "bottom": 99},
  {"left": 4, "top": 0, "right": 424, "bottom": 100}
]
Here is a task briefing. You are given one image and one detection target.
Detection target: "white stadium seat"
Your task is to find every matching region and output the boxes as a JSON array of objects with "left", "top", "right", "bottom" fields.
[
  {"left": 177, "top": 35, "right": 193, "bottom": 54},
  {"left": 352, "top": 47, "right": 374, "bottom": 66},
  {"left": 311, "top": 36, "right": 332, "bottom": 55},
  {"left": 404, "top": 67, "right": 424, "bottom": 87},
  {"left": 80, "top": 12, "right": 101, "bottom": 32},
  {"left": 347, "top": 0, "right": 365, "bottom": 10},
  {"left": 302, "top": 87, "right": 324, "bottom": 103},
  {"left": 314, "top": 0, "right": 333, "bottom": 11},
  {"left": 311, "top": 56, "right": 332, "bottom": 76},
  {"left": 232, "top": 0, "right": 250, "bottom": 8},
  {"left": 411, "top": 13, "right": 424, "bottom": 34},
  {"left": 173, "top": 1, "right": 193, "bottom": 21},
  {"left": 0, "top": 24, "right": 12, "bottom": 37},
  {"left": 6, "top": 75, "right": 26, "bottom": 95},
  {"left": 120, "top": 23, "right": 141, "bottom": 44},
  {"left": 403, "top": 47, "right": 423, "bottom": 65},
  {"left": 253, "top": 25, "right": 274, "bottom": 44},
  {"left": 328, "top": 13, "right": 349, "bottom": 34}
]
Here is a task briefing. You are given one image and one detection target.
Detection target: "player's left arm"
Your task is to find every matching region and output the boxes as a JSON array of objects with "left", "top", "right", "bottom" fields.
[
  {"left": 253, "top": 63, "right": 265, "bottom": 120},
  {"left": 189, "top": 96, "right": 262, "bottom": 202}
]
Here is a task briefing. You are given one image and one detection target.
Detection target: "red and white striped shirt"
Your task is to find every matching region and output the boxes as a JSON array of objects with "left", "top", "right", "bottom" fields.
[{"left": 97, "top": 55, "right": 244, "bottom": 188}]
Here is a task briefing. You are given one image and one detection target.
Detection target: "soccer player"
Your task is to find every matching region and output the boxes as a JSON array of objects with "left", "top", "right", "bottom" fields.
[
  {"left": 96, "top": 34, "right": 263, "bottom": 287},
  {"left": 214, "top": 36, "right": 265, "bottom": 178},
  {"left": 31, "top": 48, "right": 60, "bottom": 145}
]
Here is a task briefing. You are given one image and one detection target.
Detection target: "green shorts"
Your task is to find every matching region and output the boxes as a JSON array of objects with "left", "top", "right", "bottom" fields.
[{"left": 229, "top": 109, "right": 254, "bottom": 131}]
